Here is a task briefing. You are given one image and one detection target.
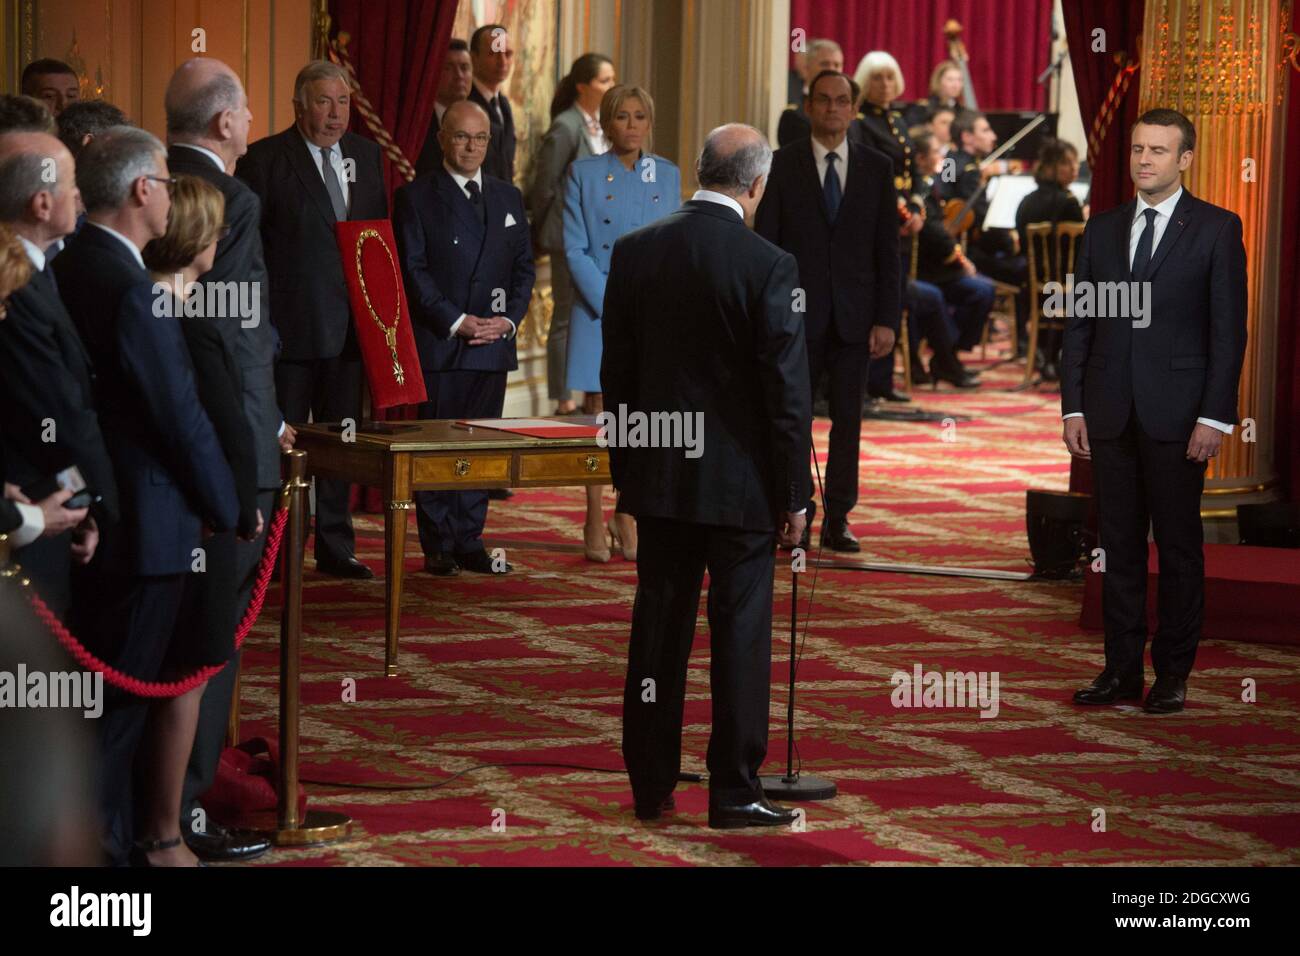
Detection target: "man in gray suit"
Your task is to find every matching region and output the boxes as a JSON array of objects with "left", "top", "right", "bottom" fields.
[{"left": 163, "top": 56, "right": 286, "bottom": 863}]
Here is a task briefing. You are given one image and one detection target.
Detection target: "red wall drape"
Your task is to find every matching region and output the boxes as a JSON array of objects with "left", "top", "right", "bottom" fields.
[
  {"left": 1275, "top": 4, "right": 1300, "bottom": 503},
  {"left": 329, "top": 0, "right": 457, "bottom": 200},
  {"left": 788, "top": 0, "right": 1055, "bottom": 111}
]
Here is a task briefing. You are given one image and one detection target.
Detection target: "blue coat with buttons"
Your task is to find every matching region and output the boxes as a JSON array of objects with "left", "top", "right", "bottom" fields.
[{"left": 562, "top": 150, "right": 680, "bottom": 392}]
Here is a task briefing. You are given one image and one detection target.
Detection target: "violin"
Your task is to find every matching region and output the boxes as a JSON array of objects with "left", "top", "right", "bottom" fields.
[{"left": 942, "top": 113, "right": 1047, "bottom": 237}]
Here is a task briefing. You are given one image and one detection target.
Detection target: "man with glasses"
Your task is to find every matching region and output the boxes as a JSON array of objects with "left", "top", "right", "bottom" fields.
[
  {"left": 392, "top": 100, "right": 534, "bottom": 576},
  {"left": 54, "top": 125, "right": 239, "bottom": 864},
  {"left": 756, "top": 70, "right": 901, "bottom": 554},
  {"left": 237, "top": 60, "right": 387, "bottom": 579}
]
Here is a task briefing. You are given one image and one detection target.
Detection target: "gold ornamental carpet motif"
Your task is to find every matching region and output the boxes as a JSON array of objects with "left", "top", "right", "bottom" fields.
[{"left": 234, "top": 348, "right": 1300, "bottom": 865}]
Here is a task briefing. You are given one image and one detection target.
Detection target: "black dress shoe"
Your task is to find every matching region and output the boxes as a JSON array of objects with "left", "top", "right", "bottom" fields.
[
  {"left": 868, "top": 387, "right": 911, "bottom": 403},
  {"left": 821, "top": 516, "right": 860, "bottom": 552},
  {"left": 1072, "top": 668, "right": 1143, "bottom": 705},
  {"left": 708, "top": 795, "right": 797, "bottom": 830},
  {"left": 934, "top": 366, "right": 980, "bottom": 389},
  {"left": 634, "top": 793, "right": 676, "bottom": 821},
  {"left": 424, "top": 552, "right": 460, "bottom": 576},
  {"left": 1143, "top": 676, "right": 1187, "bottom": 714},
  {"left": 487, "top": 487, "right": 514, "bottom": 500},
  {"left": 184, "top": 820, "right": 272, "bottom": 862},
  {"left": 909, "top": 360, "right": 932, "bottom": 385},
  {"left": 316, "top": 555, "right": 374, "bottom": 579},
  {"left": 456, "top": 548, "right": 511, "bottom": 574}
]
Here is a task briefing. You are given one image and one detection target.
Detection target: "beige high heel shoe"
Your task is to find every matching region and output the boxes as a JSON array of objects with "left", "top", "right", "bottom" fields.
[
  {"left": 584, "top": 520, "right": 611, "bottom": 562},
  {"left": 608, "top": 515, "right": 637, "bottom": 561}
]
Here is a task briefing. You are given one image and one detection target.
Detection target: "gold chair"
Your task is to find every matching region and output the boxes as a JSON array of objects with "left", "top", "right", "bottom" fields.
[{"left": 1022, "top": 220, "right": 1085, "bottom": 385}]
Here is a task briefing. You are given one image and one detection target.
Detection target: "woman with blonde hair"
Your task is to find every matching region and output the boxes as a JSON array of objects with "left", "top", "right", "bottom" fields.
[
  {"left": 0, "top": 222, "right": 32, "bottom": 319},
  {"left": 125, "top": 174, "right": 258, "bottom": 866},
  {"left": 562, "top": 85, "right": 680, "bottom": 561}
]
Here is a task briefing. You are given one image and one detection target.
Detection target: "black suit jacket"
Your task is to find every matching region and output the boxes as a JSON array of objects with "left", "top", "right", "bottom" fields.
[
  {"left": 392, "top": 168, "right": 535, "bottom": 373},
  {"left": 468, "top": 85, "right": 516, "bottom": 183},
  {"left": 755, "top": 137, "right": 901, "bottom": 344},
  {"left": 54, "top": 225, "right": 238, "bottom": 575},
  {"left": 235, "top": 127, "right": 388, "bottom": 361},
  {"left": 601, "top": 200, "right": 812, "bottom": 531},
  {"left": 0, "top": 263, "right": 119, "bottom": 524},
  {"left": 413, "top": 107, "right": 444, "bottom": 179},
  {"left": 168, "top": 145, "right": 283, "bottom": 488},
  {"left": 1061, "top": 189, "right": 1247, "bottom": 442},
  {"left": 776, "top": 105, "right": 811, "bottom": 147}
]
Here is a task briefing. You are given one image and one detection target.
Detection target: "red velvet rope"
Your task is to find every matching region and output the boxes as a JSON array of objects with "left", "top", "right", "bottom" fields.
[{"left": 22, "top": 504, "right": 289, "bottom": 699}]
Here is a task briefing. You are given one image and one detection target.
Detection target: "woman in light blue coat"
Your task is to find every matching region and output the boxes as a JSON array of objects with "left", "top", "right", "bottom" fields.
[{"left": 563, "top": 84, "right": 680, "bottom": 562}]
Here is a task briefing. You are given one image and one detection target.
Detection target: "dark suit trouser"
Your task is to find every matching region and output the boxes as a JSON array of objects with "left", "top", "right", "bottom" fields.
[
  {"left": 181, "top": 487, "right": 275, "bottom": 826},
  {"left": 415, "top": 369, "right": 507, "bottom": 554},
  {"left": 622, "top": 516, "right": 776, "bottom": 805},
  {"left": 1090, "top": 406, "right": 1207, "bottom": 681},
  {"left": 14, "top": 530, "right": 72, "bottom": 618},
  {"left": 73, "top": 571, "right": 186, "bottom": 865},
  {"left": 936, "top": 274, "right": 996, "bottom": 351},
  {"left": 807, "top": 325, "right": 869, "bottom": 518},
  {"left": 968, "top": 248, "right": 1028, "bottom": 340},
  {"left": 547, "top": 252, "right": 574, "bottom": 403},
  {"left": 275, "top": 356, "right": 362, "bottom": 563}
]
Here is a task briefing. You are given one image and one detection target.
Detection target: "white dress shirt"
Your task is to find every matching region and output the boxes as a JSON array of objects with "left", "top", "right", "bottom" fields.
[
  {"left": 7, "top": 501, "right": 45, "bottom": 547},
  {"left": 1063, "top": 185, "right": 1231, "bottom": 435},
  {"left": 444, "top": 163, "right": 515, "bottom": 340},
  {"left": 300, "top": 132, "right": 350, "bottom": 210},
  {"left": 173, "top": 142, "right": 225, "bottom": 173},
  {"left": 473, "top": 78, "right": 505, "bottom": 122},
  {"left": 18, "top": 236, "right": 46, "bottom": 271},
  {"left": 811, "top": 136, "right": 848, "bottom": 193},
  {"left": 87, "top": 222, "right": 146, "bottom": 270}
]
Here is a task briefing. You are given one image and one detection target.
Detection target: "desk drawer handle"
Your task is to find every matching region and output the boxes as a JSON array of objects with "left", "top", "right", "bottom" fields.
[
  {"left": 584, "top": 454, "right": 600, "bottom": 473},
  {"left": 454, "top": 458, "right": 471, "bottom": 477}
]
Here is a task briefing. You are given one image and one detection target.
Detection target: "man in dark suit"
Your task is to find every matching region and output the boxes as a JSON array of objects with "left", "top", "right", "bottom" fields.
[
  {"left": 756, "top": 71, "right": 900, "bottom": 553},
  {"left": 1063, "top": 109, "right": 1247, "bottom": 715},
  {"left": 164, "top": 56, "right": 281, "bottom": 862},
  {"left": 604, "top": 123, "right": 811, "bottom": 829},
  {"left": 55, "top": 125, "right": 239, "bottom": 865},
  {"left": 467, "top": 24, "right": 517, "bottom": 182},
  {"left": 414, "top": 38, "right": 472, "bottom": 178},
  {"left": 237, "top": 59, "right": 388, "bottom": 579},
  {"left": 0, "top": 130, "right": 117, "bottom": 614},
  {"left": 393, "top": 101, "right": 535, "bottom": 576},
  {"left": 776, "top": 39, "right": 843, "bottom": 147}
]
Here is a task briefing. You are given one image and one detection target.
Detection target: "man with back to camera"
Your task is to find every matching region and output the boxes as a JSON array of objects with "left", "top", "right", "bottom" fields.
[
  {"left": 603, "top": 123, "right": 812, "bottom": 828},
  {"left": 1062, "top": 108, "right": 1247, "bottom": 714}
]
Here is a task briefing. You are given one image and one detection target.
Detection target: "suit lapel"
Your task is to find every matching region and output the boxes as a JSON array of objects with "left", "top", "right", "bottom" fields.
[
  {"left": 798, "top": 142, "right": 830, "bottom": 225},
  {"left": 1144, "top": 189, "right": 1195, "bottom": 281},
  {"left": 438, "top": 169, "right": 486, "bottom": 241},
  {"left": 1115, "top": 198, "right": 1137, "bottom": 280},
  {"left": 284, "top": 128, "right": 338, "bottom": 226}
]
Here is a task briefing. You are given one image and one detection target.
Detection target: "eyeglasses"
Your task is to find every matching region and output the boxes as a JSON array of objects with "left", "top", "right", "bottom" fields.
[
  {"left": 449, "top": 132, "right": 491, "bottom": 147},
  {"left": 144, "top": 174, "right": 176, "bottom": 193}
]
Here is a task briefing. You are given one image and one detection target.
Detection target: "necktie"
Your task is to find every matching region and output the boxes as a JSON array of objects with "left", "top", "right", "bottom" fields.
[
  {"left": 1131, "top": 207, "right": 1158, "bottom": 279},
  {"left": 823, "top": 151, "right": 842, "bottom": 222},
  {"left": 319, "top": 145, "right": 347, "bottom": 221},
  {"left": 465, "top": 179, "right": 486, "bottom": 225},
  {"left": 489, "top": 96, "right": 504, "bottom": 125}
]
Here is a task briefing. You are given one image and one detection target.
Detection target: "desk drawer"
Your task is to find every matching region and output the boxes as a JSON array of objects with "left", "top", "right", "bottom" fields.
[
  {"left": 518, "top": 450, "right": 610, "bottom": 484},
  {"left": 412, "top": 453, "right": 512, "bottom": 487}
]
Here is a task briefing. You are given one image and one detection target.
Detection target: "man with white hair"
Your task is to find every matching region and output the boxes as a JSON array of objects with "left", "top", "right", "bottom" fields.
[
  {"left": 55, "top": 125, "right": 239, "bottom": 865},
  {"left": 237, "top": 60, "right": 387, "bottom": 579},
  {"left": 164, "top": 55, "right": 279, "bottom": 863},
  {"left": 604, "top": 123, "right": 811, "bottom": 829},
  {"left": 779, "top": 38, "right": 844, "bottom": 146}
]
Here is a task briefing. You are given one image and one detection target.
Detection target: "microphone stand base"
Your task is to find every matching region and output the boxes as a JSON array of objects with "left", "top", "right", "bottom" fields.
[{"left": 760, "top": 773, "right": 837, "bottom": 801}]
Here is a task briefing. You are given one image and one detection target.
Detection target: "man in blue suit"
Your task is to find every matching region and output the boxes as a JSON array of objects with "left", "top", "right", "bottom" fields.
[
  {"left": 55, "top": 125, "right": 239, "bottom": 865},
  {"left": 393, "top": 100, "right": 535, "bottom": 576}
]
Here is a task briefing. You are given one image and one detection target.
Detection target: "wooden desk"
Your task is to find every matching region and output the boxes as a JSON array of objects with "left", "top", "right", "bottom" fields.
[{"left": 292, "top": 419, "right": 610, "bottom": 675}]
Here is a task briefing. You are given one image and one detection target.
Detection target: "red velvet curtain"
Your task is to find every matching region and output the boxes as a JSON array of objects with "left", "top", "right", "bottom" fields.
[
  {"left": 1276, "top": 4, "right": 1300, "bottom": 503},
  {"left": 1059, "top": 0, "right": 1145, "bottom": 498},
  {"left": 329, "top": 0, "right": 457, "bottom": 200},
  {"left": 788, "top": 0, "right": 1055, "bottom": 111}
]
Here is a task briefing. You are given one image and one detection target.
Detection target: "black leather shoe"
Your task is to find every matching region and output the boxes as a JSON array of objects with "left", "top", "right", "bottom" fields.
[
  {"left": 910, "top": 360, "right": 932, "bottom": 385},
  {"left": 1072, "top": 669, "right": 1143, "bottom": 705},
  {"left": 424, "top": 552, "right": 460, "bottom": 576},
  {"left": 456, "top": 548, "right": 511, "bottom": 574},
  {"left": 316, "top": 555, "right": 374, "bottom": 579},
  {"left": 821, "top": 516, "right": 860, "bottom": 552},
  {"left": 1143, "top": 676, "right": 1187, "bottom": 714},
  {"left": 183, "top": 820, "right": 271, "bottom": 862},
  {"left": 868, "top": 387, "right": 911, "bottom": 403},
  {"left": 708, "top": 795, "right": 798, "bottom": 830},
  {"left": 634, "top": 794, "right": 676, "bottom": 821},
  {"left": 487, "top": 487, "right": 514, "bottom": 500}
]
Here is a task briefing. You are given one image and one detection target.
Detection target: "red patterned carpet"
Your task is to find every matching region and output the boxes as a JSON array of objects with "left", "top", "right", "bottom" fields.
[{"left": 234, "top": 344, "right": 1300, "bottom": 866}]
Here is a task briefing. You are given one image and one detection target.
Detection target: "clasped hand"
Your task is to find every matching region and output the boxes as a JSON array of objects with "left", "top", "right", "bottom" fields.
[{"left": 456, "top": 315, "right": 512, "bottom": 346}]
